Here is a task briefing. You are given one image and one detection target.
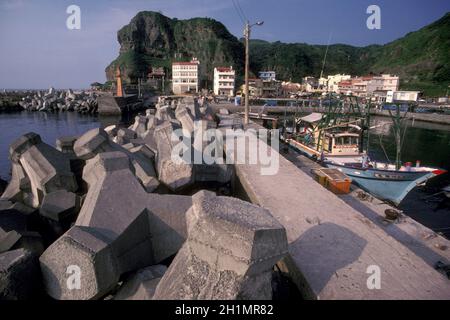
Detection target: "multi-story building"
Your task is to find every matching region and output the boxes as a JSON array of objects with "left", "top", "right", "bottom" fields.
[
  {"left": 326, "top": 74, "right": 351, "bottom": 92},
  {"left": 259, "top": 71, "right": 276, "bottom": 81},
  {"left": 241, "top": 78, "right": 282, "bottom": 98},
  {"left": 337, "top": 74, "right": 399, "bottom": 97},
  {"left": 172, "top": 58, "right": 200, "bottom": 95},
  {"left": 366, "top": 74, "right": 399, "bottom": 93},
  {"left": 337, "top": 77, "right": 371, "bottom": 96},
  {"left": 213, "top": 66, "right": 235, "bottom": 96},
  {"left": 261, "top": 80, "right": 281, "bottom": 97}
]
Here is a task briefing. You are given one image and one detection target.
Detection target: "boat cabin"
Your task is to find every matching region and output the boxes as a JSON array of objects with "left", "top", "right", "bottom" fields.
[{"left": 324, "top": 132, "right": 360, "bottom": 156}]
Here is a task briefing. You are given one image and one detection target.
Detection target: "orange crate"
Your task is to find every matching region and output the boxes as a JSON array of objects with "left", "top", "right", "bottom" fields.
[
  {"left": 314, "top": 168, "right": 352, "bottom": 195},
  {"left": 326, "top": 179, "right": 351, "bottom": 194}
]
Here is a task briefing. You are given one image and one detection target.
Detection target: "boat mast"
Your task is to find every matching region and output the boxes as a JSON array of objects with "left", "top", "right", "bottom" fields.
[{"left": 388, "top": 104, "right": 404, "bottom": 170}]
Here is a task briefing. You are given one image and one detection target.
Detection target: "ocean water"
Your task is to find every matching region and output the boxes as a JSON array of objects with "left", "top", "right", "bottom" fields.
[{"left": 0, "top": 111, "right": 114, "bottom": 179}]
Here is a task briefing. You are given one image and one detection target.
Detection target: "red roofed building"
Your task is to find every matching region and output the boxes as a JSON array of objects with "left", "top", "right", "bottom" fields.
[
  {"left": 172, "top": 58, "right": 200, "bottom": 95},
  {"left": 214, "top": 66, "right": 235, "bottom": 96}
]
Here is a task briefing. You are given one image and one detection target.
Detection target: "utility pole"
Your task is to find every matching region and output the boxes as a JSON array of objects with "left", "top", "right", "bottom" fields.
[
  {"left": 244, "top": 22, "right": 250, "bottom": 125},
  {"left": 243, "top": 21, "right": 264, "bottom": 125}
]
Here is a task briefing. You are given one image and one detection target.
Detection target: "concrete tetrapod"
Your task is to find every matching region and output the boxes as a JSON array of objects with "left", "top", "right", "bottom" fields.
[
  {"left": 153, "top": 121, "right": 193, "bottom": 191},
  {"left": 113, "top": 265, "right": 167, "bottom": 300},
  {"left": 175, "top": 104, "right": 195, "bottom": 134},
  {"left": 153, "top": 190, "right": 288, "bottom": 300},
  {"left": 0, "top": 248, "right": 42, "bottom": 300},
  {"left": 40, "top": 152, "right": 192, "bottom": 300},
  {"left": 5, "top": 133, "right": 77, "bottom": 208},
  {"left": 73, "top": 128, "right": 159, "bottom": 192}
]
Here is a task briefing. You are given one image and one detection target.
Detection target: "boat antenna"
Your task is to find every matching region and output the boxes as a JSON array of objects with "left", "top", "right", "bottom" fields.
[{"left": 319, "top": 31, "right": 333, "bottom": 80}]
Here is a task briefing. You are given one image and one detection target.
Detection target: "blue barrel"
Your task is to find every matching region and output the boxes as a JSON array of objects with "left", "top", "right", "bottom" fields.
[{"left": 235, "top": 96, "right": 241, "bottom": 106}]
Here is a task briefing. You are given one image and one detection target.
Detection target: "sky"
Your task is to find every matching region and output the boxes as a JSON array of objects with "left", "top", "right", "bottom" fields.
[{"left": 0, "top": 0, "right": 449, "bottom": 89}]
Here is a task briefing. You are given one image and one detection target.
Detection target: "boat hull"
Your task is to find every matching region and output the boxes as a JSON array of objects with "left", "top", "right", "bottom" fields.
[{"left": 325, "top": 162, "right": 436, "bottom": 206}]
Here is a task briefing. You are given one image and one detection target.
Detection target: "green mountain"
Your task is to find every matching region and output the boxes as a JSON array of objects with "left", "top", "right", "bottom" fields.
[
  {"left": 105, "top": 11, "right": 244, "bottom": 89},
  {"left": 106, "top": 11, "right": 450, "bottom": 96}
]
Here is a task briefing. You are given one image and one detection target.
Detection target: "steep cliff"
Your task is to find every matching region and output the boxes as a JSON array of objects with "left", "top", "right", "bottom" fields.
[{"left": 105, "top": 11, "right": 244, "bottom": 88}]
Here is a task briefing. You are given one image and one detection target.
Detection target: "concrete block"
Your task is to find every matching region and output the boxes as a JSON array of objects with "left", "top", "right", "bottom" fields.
[
  {"left": 74, "top": 128, "right": 159, "bottom": 192},
  {"left": 78, "top": 152, "right": 188, "bottom": 259},
  {"left": 0, "top": 210, "right": 44, "bottom": 255},
  {"left": 175, "top": 105, "right": 195, "bottom": 133},
  {"left": 154, "top": 121, "right": 193, "bottom": 191},
  {"left": 8, "top": 133, "right": 77, "bottom": 208},
  {"left": 155, "top": 105, "right": 175, "bottom": 122},
  {"left": 41, "top": 206, "right": 157, "bottom": 300},
  {"left": 153, "top": 190, "right": 288, "bottom": 300},
  {"left": 73, "top": 128, "right": 111, "bottom": 160},
  {"left": 114, "top": 265, "right": 167, "bottom": 300},
  {"left": 40, "top": 151, "right": 192, "bottom": 300},
  {"left": 0, "top": 248, "right": 42, "bottom": 300},
  {"left": 116, "top": 128, "right": 137, "bottom": 145},
  {"left": 56, "top": 136, "right": 77, "bottom": 155},
  {"left": 40, "top": 190, "right": 81, "bottom": 222},
  {"left": 129, "top": 145, "right": 155, "bottom": 162},
  {"left": 104, "top": 125, "right": 119, "bottom": 138},
  {"left": 40, "top": 226, "right": 121, "bottom": 300},
  {"left": 1, "top": 162, "right": 30, "bottom": 203},
  {"left": 0, "top": 200, "right": 35, "bottom": 215},
  {"left": 130, "top": 115, "right": 148, "bottom": 138},
  {"left": 146, "top": 114, "right": 157, "bottom": 130},
  {"left": 194, "top": 164, "right": 233, "bottom": 183},
  {"left": 143, "top": 129, "right": 157, "bottom": 154}
]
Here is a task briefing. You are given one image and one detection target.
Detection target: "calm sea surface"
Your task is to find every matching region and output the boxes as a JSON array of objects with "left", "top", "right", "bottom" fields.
[{"left": 0, "top": 111, "right": 129, "bottom": 179}]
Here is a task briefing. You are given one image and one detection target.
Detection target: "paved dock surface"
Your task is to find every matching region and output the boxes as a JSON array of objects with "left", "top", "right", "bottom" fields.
[{"left": 231, "top": 123, "right": 450, "bottom": 299}]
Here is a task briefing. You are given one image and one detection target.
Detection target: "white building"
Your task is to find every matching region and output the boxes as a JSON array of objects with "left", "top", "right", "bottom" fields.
[
  {"left": 367, "top": 74, "right": 399, "bottom": 93},
  {"left": 393, "top": 91, "right": 421, "bottom": 102},
  {"left": 213, "top": 66, "right": 235, "bottom": 96},
  {"left": 326, "top": 74, "right": 351, "bottom": 92},
  {"left": 172, "top": 58, "right": 200, "bottom": 95}
]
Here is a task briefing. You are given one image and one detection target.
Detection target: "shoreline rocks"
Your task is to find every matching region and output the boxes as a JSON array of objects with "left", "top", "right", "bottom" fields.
[{"left": 1, "top": 88, "right": 98, "bottom": 114}]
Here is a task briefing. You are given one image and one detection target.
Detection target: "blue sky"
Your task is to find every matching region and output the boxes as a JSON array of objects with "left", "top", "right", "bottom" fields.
[{"left": 0, "top": 0, "right": 449, "bottom": 89}]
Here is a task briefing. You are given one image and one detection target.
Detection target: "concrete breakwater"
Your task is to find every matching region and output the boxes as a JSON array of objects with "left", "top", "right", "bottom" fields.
[
  {"left": 0, "top": 88, "right": 98, "bottom": 114},
  {"left": 0, "top": 97, "right": 289, "bottom": 300}
]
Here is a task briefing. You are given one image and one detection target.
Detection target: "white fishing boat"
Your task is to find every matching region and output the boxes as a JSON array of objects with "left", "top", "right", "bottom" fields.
[{"left": 284, "top": 106, "right": 447, "bottom": 206}]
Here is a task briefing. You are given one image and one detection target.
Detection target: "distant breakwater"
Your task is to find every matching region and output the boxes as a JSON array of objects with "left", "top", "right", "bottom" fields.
[{"left": 0, "top": 88, "right": 98, "bottom": 114}]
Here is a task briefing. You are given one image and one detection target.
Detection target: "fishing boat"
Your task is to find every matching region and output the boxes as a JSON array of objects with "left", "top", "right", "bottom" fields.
[{"left": 283, "top": 103, "right": 447, "bottom": 206}]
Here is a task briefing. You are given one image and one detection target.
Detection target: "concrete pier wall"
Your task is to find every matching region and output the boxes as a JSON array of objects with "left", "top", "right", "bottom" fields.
[{"left": 230, "top": 123, "right": 450, "bottom": 299}]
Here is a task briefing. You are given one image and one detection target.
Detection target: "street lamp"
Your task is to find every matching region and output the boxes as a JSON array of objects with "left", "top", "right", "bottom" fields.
[{"left": 244, "top": 20, "right": 264, "bottom": 125}]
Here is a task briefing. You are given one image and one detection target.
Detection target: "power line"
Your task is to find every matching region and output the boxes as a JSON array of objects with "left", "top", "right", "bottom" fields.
[
  {"left": 235, "top": 0, "right": 248, "bottom": 22},
  {"left": 231, "top": 0, "right": 245, "bottom": 24},
  {"left": 231, "top": 0, "right": 246, "bottom": 24}
]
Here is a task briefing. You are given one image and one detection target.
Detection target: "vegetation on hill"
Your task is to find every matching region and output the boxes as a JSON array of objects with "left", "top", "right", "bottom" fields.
[{"left": 107, "top": 11, "right": 450, "bottom": 96}]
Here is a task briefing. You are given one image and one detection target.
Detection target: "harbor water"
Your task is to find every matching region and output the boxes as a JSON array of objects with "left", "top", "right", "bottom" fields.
[{"left": 0, "top": 111, "right": 131, "bottom": 179}]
